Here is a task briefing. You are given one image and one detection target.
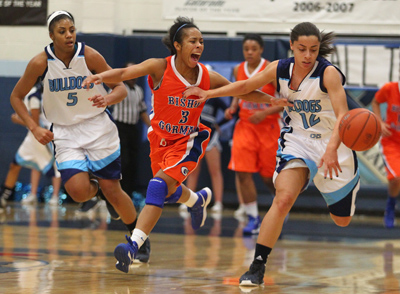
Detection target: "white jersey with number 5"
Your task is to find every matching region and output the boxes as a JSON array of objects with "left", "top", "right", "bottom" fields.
[
  {"left": 42, "top": 42, "right": 107, "bottom": 126},
  {"left": 277, "top": 56, "right": 345, "bottom": 136}
]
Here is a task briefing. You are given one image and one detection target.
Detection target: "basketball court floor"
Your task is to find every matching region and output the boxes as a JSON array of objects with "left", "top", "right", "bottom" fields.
[{"left": 0, "top": 201, "right": 399, "bottom": 294}]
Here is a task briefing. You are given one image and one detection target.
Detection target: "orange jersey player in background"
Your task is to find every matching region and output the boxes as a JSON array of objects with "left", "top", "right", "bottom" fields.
[
  {"left": 227, "top": 34, "right": 283, "bottom": 236},
  {"left": 371, "top": 81, "right": 400, "bottom": 228}
]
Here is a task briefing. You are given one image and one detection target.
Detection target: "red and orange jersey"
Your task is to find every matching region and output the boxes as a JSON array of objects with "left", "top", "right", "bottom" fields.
[
  {"left": 148, "top": 55, "right": 210, "bottom": 140},
  {"left": 375, "top": 82, "right": 400, "bottom": 144},
  {"left": 236, "top": 59, "right": 280, "bottom": 123}
]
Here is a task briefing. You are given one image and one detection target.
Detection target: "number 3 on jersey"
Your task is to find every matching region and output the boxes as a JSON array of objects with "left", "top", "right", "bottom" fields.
[
  {"left": 179, "top": 110, "right": 189, "bottom": 124},
  {"left": 67, "top": 92, "right": 78, "bottom": 106}
]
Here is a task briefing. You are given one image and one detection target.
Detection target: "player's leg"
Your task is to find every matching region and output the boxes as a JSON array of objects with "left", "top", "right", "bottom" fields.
[
  {"left": 381, "top": 140, "right": 400, "bottom": 228},
  {"left": 237, "top": 171, "right": 261, "bottom": 235},
  {"left": 114, "top": 127, "right": 211, "bottom": 273},
  {"left": 234, "top": 173, "right": 246, "bottom": 217},
  {"left": 239, "top": 167, "right": 307, "bottom": 286},
  {"left": 316, "top": 146, "right": 360, "bottom": 227},
  {"left": 22, "top": 169, "right": 41, "bottom": 204},
  {"left": 49, "top": 172, "right": 62, "bottom": 206},
  {"left": 229, "top": 121, "right": 260, "bottom": 234},
  {"left": 205, "top": 146, "right": 224, "bottom": 212},
  {"left": 98, "top": 178, "right": 137, "bottom": 223},
  {"left": 0, "top": 162, "right": 22, "bottom": 210},
  {"left": 384, "top": 177, "right": 400, "bottom": 228}
]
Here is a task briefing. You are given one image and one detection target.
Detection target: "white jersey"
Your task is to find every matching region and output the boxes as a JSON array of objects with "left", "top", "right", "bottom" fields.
[
  {"left": 42, "top": 42, "right": 107, "bottom": 126},
  {"left": 277, "top": 56, "right": 345, "bottom": 137}
]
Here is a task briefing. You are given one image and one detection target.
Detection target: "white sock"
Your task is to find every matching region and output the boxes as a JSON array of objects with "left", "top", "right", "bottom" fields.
[
  {"left": 184, "top": 190, "right": 198, "bottom": 207},
  {"left": 245, "top": 201, "right": 258, "bottom": 218},
  {"left": 130, "top": 229, "right": 148, "bottom": 248}
]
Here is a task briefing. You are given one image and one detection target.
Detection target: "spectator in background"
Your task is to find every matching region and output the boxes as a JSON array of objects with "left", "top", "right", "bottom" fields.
[
  {"left": 0, "top": 81, "right": 61, "bottom": 212},
  {"left": 113, "top": 62, "right": 151, "bottom": 197},
  {"left": 371, "top": 81, "right": 400, "bottom": 228},
  {"left": 226, "top": 34, "right": 283, "bottom": 235}
]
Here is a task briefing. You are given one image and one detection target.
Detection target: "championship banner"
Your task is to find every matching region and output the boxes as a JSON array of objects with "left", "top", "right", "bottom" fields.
[
  {"left": 0, "top": 0, "right": 47, "bottom": 25},
  {"left": 163, "top": 0, "right": 399, "bottom": 26}
]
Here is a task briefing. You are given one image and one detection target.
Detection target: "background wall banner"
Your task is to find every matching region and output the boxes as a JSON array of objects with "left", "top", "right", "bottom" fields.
[
  {"left": 163, "top": 0, "right": 400, "bottom": 26},
  {"left": 0, "top": 0, "right": 47, "bottom": 26}
]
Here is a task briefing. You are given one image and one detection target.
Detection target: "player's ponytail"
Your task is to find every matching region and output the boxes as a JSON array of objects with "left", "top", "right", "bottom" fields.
[
  {"left": 290, "top": 22, "right": 335, "bottom": 58},
  {"left": 162, "top": 16, "right": 199, "bottom": 55}
]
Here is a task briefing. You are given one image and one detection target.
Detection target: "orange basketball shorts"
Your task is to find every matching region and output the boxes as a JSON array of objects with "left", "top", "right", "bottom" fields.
[
  {"left": 228, "top": 119, "right": 280, "bottom": 178},
  {"left": 381, "top": 137, "right": 400, "bottom": 180},
  {"left": 148, "top": 124, "right": 210, "bottom": 184}
]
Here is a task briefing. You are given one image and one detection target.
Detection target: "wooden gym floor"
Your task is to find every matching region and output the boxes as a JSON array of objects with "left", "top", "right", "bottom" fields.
[{"left": 0, "top": 201, "right": 399, "bottom": 294}]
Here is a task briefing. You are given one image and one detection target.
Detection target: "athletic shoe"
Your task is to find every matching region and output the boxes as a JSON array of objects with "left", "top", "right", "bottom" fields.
[
  {"left": 211, "top": 201, "right": 223, "bottom": 212},
  {"left": 21, "top": 193, "right": 37, "bottom": 204},
  {"left": 133, "top": 238, "right": 151, "bottom": 263},
  {"left": 92, "top": 179, "right": 121, "bottom": 220},
  {"left": 239, "top": 262, "right": 266, "bottom": 286},
  {"left": 179, "top": 203, "right": 187, "bottom": 211},
  {"left": 48, "top": 195, "right": 59, "bottom": 206},
  {"left": 0, "top": 185, "right": 13, "bottom": 211},
  {"left": 234, "top": 204, "right": 246, "bottom": 217},
  {"left": 384, "top": 198, "right": 396, "bottom": 228},
  {"left": 0, "top": 196, "right": 6, "bottom": 212},
  {"left": 75, "top": 197, "right": 101, "bottom": 219},
  {"left": 243, "top": 215, "right": 261, "bottom": 235},
  {"left": 114, "top": 235, "right": 138, "bottom": 273},
  {"left": 187, "top": 187, "right": 212, "bottom": 230}
]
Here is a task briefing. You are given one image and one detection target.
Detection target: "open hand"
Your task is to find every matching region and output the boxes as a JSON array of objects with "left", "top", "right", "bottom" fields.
[
  {"left": 183, "top": 87, "right": 208, "bottom": 103},
  {"left": 318, "top": 149, "right": 342, "bottom": 180},
  {"left": 270, "top": 97, "right": 294, "bottom": 107},
  {"left": 82, "top": 75, "right": 102, "bottom": 90},
  {"left": 89, "top": 94, "right": 108, "bottom": 108}
]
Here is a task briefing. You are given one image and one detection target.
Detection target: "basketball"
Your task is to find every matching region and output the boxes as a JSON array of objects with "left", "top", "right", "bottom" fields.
[{"left": 339, "top": 108, "right": 382, "bottom": 151}]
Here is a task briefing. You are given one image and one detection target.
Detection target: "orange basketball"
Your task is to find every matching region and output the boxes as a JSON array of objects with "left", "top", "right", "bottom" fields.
[{"left": 339, "top": 108, "right": 381, "bottom": 151}]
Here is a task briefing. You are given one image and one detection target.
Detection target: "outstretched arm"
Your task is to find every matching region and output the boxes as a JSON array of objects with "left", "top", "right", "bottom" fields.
[
  {"left": 186, "top": 61, "right": 292, "bottom": 106},
  {"left": 185, "top": 61, "right": 278, "bottom": 98}
]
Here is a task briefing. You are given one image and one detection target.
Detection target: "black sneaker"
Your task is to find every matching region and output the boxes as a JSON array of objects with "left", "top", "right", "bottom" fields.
[
  {"left": 91, "top": 179, "right": 120, "bottom": 220},
  {"left": 75, "top": 197, "right": 101, "bottom": 219},
  {"left": 239, "top": 262, "right": 266, "bottom": 286},
  {"left": 0, "top": 185, "right": 14, "bottom": 211},
  {"left": 133, "top": 238, "right": 151, "bottom": 263}
]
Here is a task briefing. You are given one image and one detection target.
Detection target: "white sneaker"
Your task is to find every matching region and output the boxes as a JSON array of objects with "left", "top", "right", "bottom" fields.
[
  {"left": 179, "top": 203, "right": 187, "bottom": 211},
  {"left": 21, "top": 193, "right": 37, "bottom": 204},
  {"left": 211, "top": 201, "right": 223, "bottom": 212},
  {"left": 48, "top": 195, "right": 59, "bottom": 206},
  {"left": 234, "top": 204, "right": 246, "bottom": 217}
]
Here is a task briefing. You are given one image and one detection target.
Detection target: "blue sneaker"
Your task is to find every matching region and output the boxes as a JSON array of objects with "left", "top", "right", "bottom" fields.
[
  {"left": 114, "top": 235, "right": 138, "bottom": 273},
  {"left": 243, "top": 215, "right": 261, "bottom": 235},
  {"left": 384, "top": 198, "right": 396, "bottom": 228},
  {"left": 187, "top": 187, "right": 212, "bottom": 230}
]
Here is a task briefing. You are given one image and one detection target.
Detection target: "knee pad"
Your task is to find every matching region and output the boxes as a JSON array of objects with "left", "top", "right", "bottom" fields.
[
  {"left": 145, "top": 177, "right": 168, "bottom": 208},
  {"left": 164, "top": 185, "right": 182, "bottom": 204}
]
